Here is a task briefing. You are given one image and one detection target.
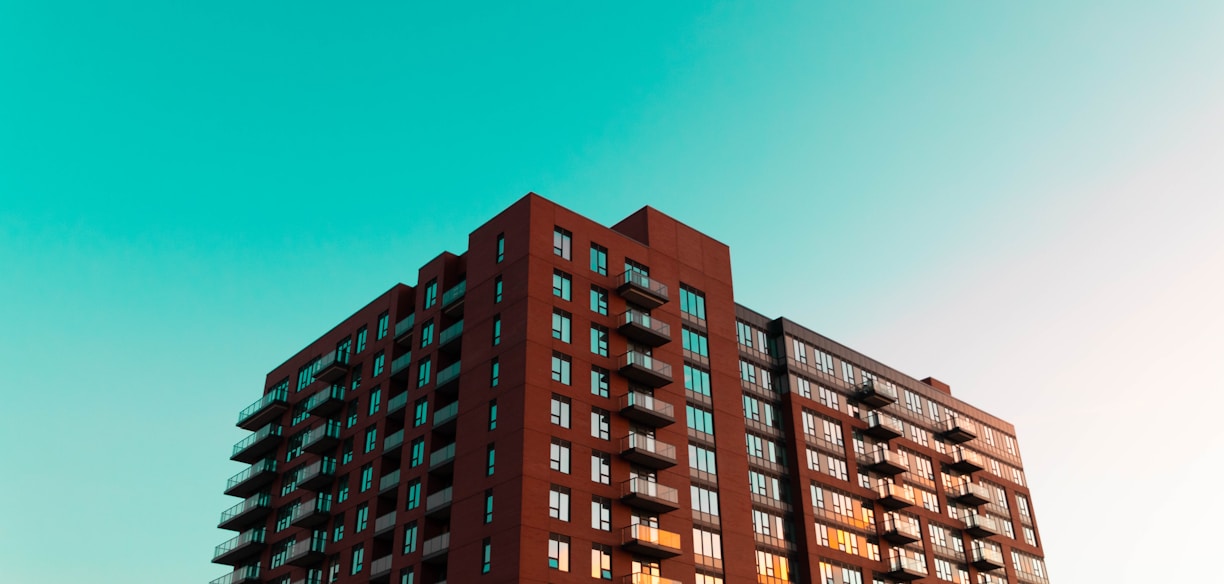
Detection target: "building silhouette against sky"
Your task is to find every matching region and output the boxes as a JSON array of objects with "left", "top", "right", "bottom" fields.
[{"left": 210, "top": 194, "right": 1050, "bottom": 584}]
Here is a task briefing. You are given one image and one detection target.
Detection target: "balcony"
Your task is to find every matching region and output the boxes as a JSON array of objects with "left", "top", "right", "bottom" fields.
[
  {"left": 383, "top": 429, "right": 404, "bottom": 455},
  {"left": 306, "top": 385, "right": 345, "bottom": 416},
  {"left": 290, "top": 495, "right": 333, "bottom": 529},
  {"left": 970, "top": 544, "right": 1005, "bottom": 571},
  {"left": 620, "top": 478, "right": 680, "bottom": 513},
  {"left": 212, "top": 528, "right": 265, "bottom": 566},
  {"left": 964, "top": 513, "right": 1001, "bottom": 539},
  {"left": 422, "top": 532, "right": 451, "bottom": 562},
  {"left": 374, "top": 511, "right": 397, "bottom": 538},
  {"left": 616, "top": 271, "right": 669, "bottom": 309},
  {"left": 618, "top": 310, "right": 672, "bottom": 346},
  {"left": 218, "top": 492, "right": 271, "bottom": 531},
  {"left": 429, "top": 442, "right": 456, "bottom": 474},
  {"left": 390, "top": 352, "right": 413, "bottom": 381},
  {"left": 622, "top": 575, "right": 683, "bottom": 584},
  {"left": 620, "top": 434, "right": 677, "bottom": 469},
  {"left": 296, "top": 458, "right": 336, "bottom": 491},
  {"left": 948, "top": 447, "right": 985, "bottom": 474},
  {"left": 301, "top": 421, "right": 342, "bottom": 454},
  {"left": 285, "top": 535, "right": 327, "bottom": 567},
  {"left": 236, "top": 388, "right": 289, "bottom": 430},
  {"left": 618, "top": 352, "right": 673, "bottom": 387},
  {"left": 940, "top": 416, "right": 977, "bottom": 444},
  {"left": 442, "top": 280, "right": 466, "bottom": 317},
  {"left": 224, "top": 459, "right": 277, "bottom": 498},
  {"left": 231, "top": 423, "right": 283, "bottom": 463},
  {"left": 882, "top": 513, "right": 922, "bottom": 545},
  {"left": 370, "top": 554, "right": 393, "bottom": 583},
  {"left": 863, "top": 411, "right": 904, "bottom": 441},
  {"left": 951, "top": 481, "right": 991, "bottom": 507},
  {"left": 435, "top": 361, "right": 461, "bottom": 392},
  {"left": 433, "top": 401, "right": 459, "bottom": 434},
  {"left": 208, "top": 565, "right": 261, "bottom": 584},
  {"left": 621, "top": 524, "right": 682, "bottom": 558},
  {"left": 312, "top": 350, "right": 350, "bottom": 383},
  {"left": 877, "top": 482, "right": 916, "bottom": 510},
  {"left": 885, "top": 554, "right": 927, "bottom": 581},
  {"left": 387, "top": 392, "right": 409, "bottom": 416},
  {"left": 426, "top": 486, "right": 453, "bottom": 518},
  {"left": 862, "top": 448, "right": 909, "bottom": 476},
  {"left": 619, "top": 391, "right": 675, "bottom": 427},
  {"left": 377, "top": 468, "right": 401, "bottom": 495},
  {"left": 852, "top": 379, "right": 898, "bottom": 409},
  {"left": 394, "top": 313, "right": 416, "bottom": 345},
  {"left": 438, "top": 320, "right": 463, "bottom": 353}
]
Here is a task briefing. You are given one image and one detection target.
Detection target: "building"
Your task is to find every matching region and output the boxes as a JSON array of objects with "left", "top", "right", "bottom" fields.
[{"left": 210, "top": 193, "right": 1050, "bottom": 584}]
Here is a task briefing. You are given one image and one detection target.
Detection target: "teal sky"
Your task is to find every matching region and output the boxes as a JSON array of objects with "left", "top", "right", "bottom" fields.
[{"left": 2, "top": 2, "right": 1221, "bottom": 583}]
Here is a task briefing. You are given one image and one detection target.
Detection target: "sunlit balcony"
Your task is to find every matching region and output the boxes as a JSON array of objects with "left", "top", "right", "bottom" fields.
[
  {"left": 864, "top": 411, "right": 904, "bottom": 441},
  {"left": 305, "top": 385, "right": 345, "bottom": 416},
  {"left": 218, "top": 492, "right": 271, "bottom": 531},
  {"left": 877, "top": 481, "right": 916, "bottom": 510},
  {"left": 374, "top": 511, "right": 396, "bottom": 539},
  {"left": 301, "top": 421, "right": 342, "bottom": 454},
  {"left": 438, "top": 320, "right": 463, "bottom": 354},
  {"left": 312, "top": 350, "right": 350, "bottom": 383},
  {"left": 290, "top": 495, "right": 332, "bottom": 529},
  {"left": 422, "top": 533, "right": 451, "bottom": 562},
  {"left": 378, "top": 469, "right": 401, "bottom": 495},
  {"left": 394, "top": 313, "right": 416, "bottom": 345},
  {"left": 970, "top": 543, "right": 1005, "bottom": 571},
  {"left": 882, "top": 513, "right": 922, "bottom": 545},
  {"left": 951, "top": 481, "right": 991, "bottom": 507},
  {"left": 616, "top": 271, "right": 669, "bottom": 309},
  {"left": 224, "top": 459, "right": 277, "bottom": 498},
  {"left": 622, "top": 574, "right": 683, "bottom": 584},
  {"left": 885, "top": 553, "right": 927, "bottom": 581},
  {"left": 285, "top": 535, "right": 327, "bottom": 567},
  {"left": 620, "top": 433, "right": 677, "bottom": 469},
  {"left": 853, "top": 379, "right": 898, "bottom": 409},
  {"left": 618, "top": 309, "right": 672, "bottom": 346},
  {"left": 296, "top": 458, "right": 336, "bottom": 491},
  {"left": 964, "top": 513, "right": 1001, "bottom": 539},
  {"left": 940, "top": 416, "right": 977, "bottom": 444},
  {"left": 236, "top": 388, "right": 289, "bottom": 430},
  {"left": 618, "top": 351, "right": 673, "bottom": 387},
  {"left": 212, "top": 528, "right": 265, "bottom": 566},
  {"left": 948, "top": 447, "right": 985, "bottom": 474},
  {"left": 442, "top": 280, "right": 466, "bottom": 317},
  {"left": 620, "top": 477, "right": 680, "bottom": 513},
  {"left": 369, "top": 554, "right": 393, "bottom": 583},
  {"left": 208, "top": 565, "right": 261, "bottom": 584},
  {"left": 862, "top": 448, "right": 909, "bottom": 476},
  {"left": 429, "top": 442, "right": 456, "bottom": 474},
  {"left": 619, "top": 391, "right": 676, "bottom": 427},
  {"left": 231, "top": 423, "right": 283, "bottom": 463},
  {"left": 389, "top": 352, "right": 413, "bottom": 381},
  {"left": 426, "top": 486, "right": 453, "bottom": 518},
  {"left": 621, "top": 524, "right": 682, "bottom": 558}
]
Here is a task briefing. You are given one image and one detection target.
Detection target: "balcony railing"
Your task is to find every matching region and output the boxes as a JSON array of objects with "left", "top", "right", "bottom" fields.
[
  {"left": 435, "top": 361, "right": 461, "bottom": 389},
  {"left": 374, "top": 511, "right": 397, "bottom": 537},
  {"left": 290, "top": 495, "right": 333, "bottom": 528},
  {"left": 620, "top": 477, "right": 680, "bottom": 513},
  {"left": 442, "top": 280, "right": 467, "bottom": 307},
  {"left": 296, "top": 458, "right": 336, "bottom": 491},
  {"left": 394, "top": 313, "right": 416, "bottom": 343},
  {"left": 964, "top": 513, "right": 1001, "bottom": 538},
  {"left": 438, "top": 320, "right": 463, "bottom": 350},
  {"left": 306, "top": 385, "right": 346, "bottom": 416},
  {"left": 617, "top": 309, "right": 672, "bottom": 345},
  {"left": 886, "top": 553, "right": 928, "bottom": 580},
  {"left": 285, "top": 534, "right": 327, "bottom": 566},
  {"left": 378, "top": 469, "right": 400, "bottom": 494},
  {"left": 208, "top": 565, "right": 260, "bottom": 584},
  {"left": 882, "top": 513, "right": 922, "bottom": 544},
  {"left": 433, "top": 401, "right": 459, "bottom": 427},
  {"left": 422, "top": 532, "right": 451, "bottom": 562},
  {"left": 620, "top": 433, "right": 677, "bottom": 469},
  {"left": 390, "top": 352, "right": 413, "bottom": 381},
  {"left": 877, "top": 481, "right": 916, "bottom": 509},
  {"left": 426, "top": 486, "right": 454, "bottom": 517},
  {"left": 948, "top": 447, "right": 985, "bottom": 474},
  {"left": 864, "top": 411, "right": 904, "bottom": 441},
  {"left": 621, "top": 524, "right": 682, "bottom": 558},
  {"left": 618, "top": 351, "right": 673, "bottom": 387},
  {"left": 370, "top": 554, "right": 393, "bottom": 581},
  {"left": 619, "top": 391, "right": 675, "bottom": 427},
  {"left": 212, "top": 528, "right": 266, "bottom": 565},
  {"left": 616, "top": 271, "right": 669, "bottom": 309},
  {"left": 952, "top": 481, "right": 991, "bottom": 507},
  {"left": 301, "top": 421, "right": 343, "bottom": 453},
  {"left": 853, "top": 379, "right": 898, "bottom": 409},
  {"left": 231, "top": 423, "right": 283, "bottom": 463},
  {"left": 236, "top": 387, "right": 289, "bottom": 430},
  {"left": 862, "top": 448, "right": 909, "bottom": 475},
  {"left": 383, "top": 429, "right": 404, "bottom": 453},
  {"left": 622, "top": 575, "right": 683, "bottom": 584},
  {"left": 218, "top": 492, "right": 271, "bottom": 531},
  {"left": 970, "top": 543, "right": 1005, "bottom": 571},
  {"left": 387, "top": 391, "right": 409, "bottom": 415},
  {"left": 429, "top": 442, "right": 456, "bottom": 472},
  {"left": 941, "top": 416, "right": 977, "bottom": 443},
  {"left": 224, "top": 459, "right": 277, "bottom": 497},
  {"left": 312, "top": 349, "right": 351, "bottom": 383}
]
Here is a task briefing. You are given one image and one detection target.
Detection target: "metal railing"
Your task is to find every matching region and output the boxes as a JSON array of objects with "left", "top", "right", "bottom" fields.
[{"left": 236, "top": 387, "right": 288, "bottom": 426}]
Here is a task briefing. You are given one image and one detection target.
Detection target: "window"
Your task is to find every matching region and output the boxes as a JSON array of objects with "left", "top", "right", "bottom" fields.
[
  {"left": 356, "top": 326, "right": 367, "bottom": 353},
  {"left": 484, "top": 489, "right": 494, "bottom": 523},
  {"left": 494, "top": 276, "right": 503, "bottom": 303},
  {"left": 590, "top": 325, "right": 609, "bottom": 357},
  {"left": 547, "top": 534, "right": 570, "bottom": 571},
  {"left": 590, "top": 286, "right": 608, "bottom": 315},
  {"left": 340, "top": 438, "right": 353, "bottom": 464},
  {"left": 490, "top": 358, "right": 500, "bottom": 387},
  {"left": 740, "top": 360, "right": 757, "bottom": 384},
  {"left": 368, "top": 388, "right": 381, "bottom": 415},
  {"left": 679, "top": 285, "right": 706, "bottom": 319},
  {"left": 423, "top": 279, "right": 438, "bottom": 309},
  {"left": 693, "top": 528, "right": 723, "bottom": 563},
  {"left": 552, "top": 270, "right": 572, "bottom": 300},
  {"left": 550, "top": 439, "right": 571, "bottom": 473},
  {"left": 682, "top": 327, "right": 709, "bottom": 356},
  {"left": 355, "top": 504, "right": 368, "bottom": 531},
  {"left": 417, "top": 357, "right": 431, "bottom": 388},
  {"left": 402, "top": 522, "right": 418, "bottom": 553},
  {"left": 346, "top": 399, "right": 359, "bottom": 428},
  {"left": 689, "top": 444, "right": 717, "bottom": 475},
  {"left": 549, "top": 486, "right": 570, "bottom": 521},
  {"left": 590, "top": 244, "right": 607, "bottom": 275},
  {"left": 736, "top": 322, "right": 753, "bottom": 348},
  {"left": 691, "top": 486, "right": 721, "bottom": 516},
  {"left": 551, "top": 310, "right": 572, "bottom": 342},
  {"left": 584, "top": 545, "right": 612, "bottom": 580},
  {"left": 496, "top": 233, "right": 505, "bottom": 263},
  {"left": 553, "top": 227, "right": 572, "bottom": 259},
  {"left": 350, "top": 364, "right": 362, "bottom": 390},
  {"left": 591, "top": 408, "right": 610, "bottom": 440},
  {"left": 481, "top": 538, "right": 492, "bottom": 574},
  {"left": 413, "top": 398, "right": 428, "bottom": 427},
  {"left": 337, "top": 475, "right": 349, "bottom": 502},
  {"left": 376, "top": 312, "right": 389, "bottom": 340},
  {"left": 359, "top": 464, "right": 373, "bottom": 491},
  {"left": 332, "top": 513, "right": 345, "bottom": 542},
  {"left": 591, "top": 366, "right": 610, "bottom": 398},
  {"left": 399, "top": 567, "right": 415, "bottom": 584},
  {"left": 550, "top": 394, "right": 571, "bottom": 428},
  {"left": 684, "top": 365, "right": 711, "bottom": 396},
  {"left": 488, "top": 400, "right": 498, "bottom": 430},
  {"left": 410, "top": 438, "right": 425, "bottom": 467},
  {"left": 591, "top": 497, "right": 611, "bottom": 531},
  {"left": 687, "top": 404, "right": 715, "bottom": 435},
  {"left": 363, "top": 426, "right": 377, "bottom": 453},
  {"left": 492, "top": 315, "right": 501, "bottom": 345},
  {"left": 551, "top": 353, "right": 571, "bottom": 385},
  {"left": 591, "top": 451, "right": 611, "bottom": 484},
  {"left": 420, "top": 321, "right": 434, "bottom": 347},
  {"left": 486, "top": 444, "right": 496, "bottom": 476},
  {"left": 373, "top": 351, "right": 385, "bottom": 377},
  {"left": 350, "top": 544, "right": 364, "bottom": 574},
  {"left": 405, "top": 480, "right": 420, "bottom": 509}
]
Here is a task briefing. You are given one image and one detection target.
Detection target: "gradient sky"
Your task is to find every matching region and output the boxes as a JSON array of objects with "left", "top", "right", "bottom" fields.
[{"left": 2, "top": 2, "right": 1221, "bottom": 583}]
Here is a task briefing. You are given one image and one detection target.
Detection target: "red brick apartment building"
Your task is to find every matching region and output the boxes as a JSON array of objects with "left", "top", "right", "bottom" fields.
[{"left": 210, "top": 194, "right": 1050, "bottom": 584}]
